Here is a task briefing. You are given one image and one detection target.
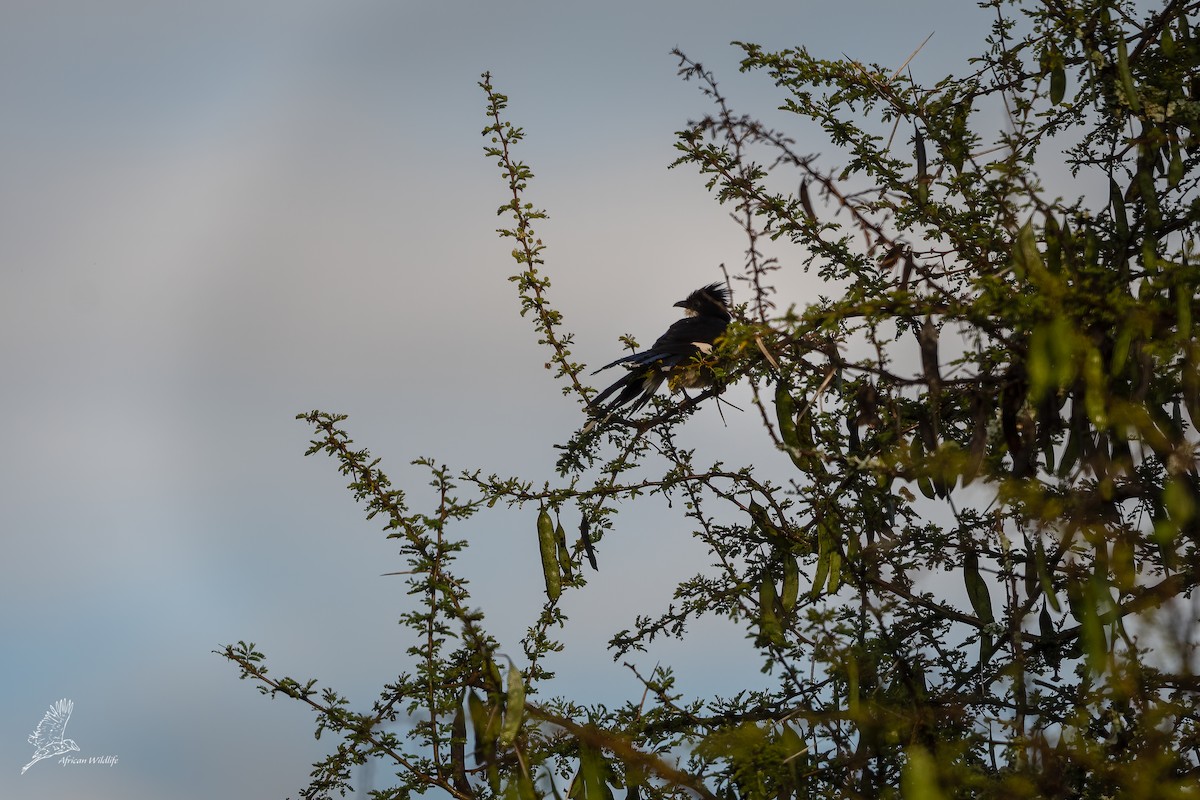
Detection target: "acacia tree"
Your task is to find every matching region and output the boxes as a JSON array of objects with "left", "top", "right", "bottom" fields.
[{"left": 222, "top": 1, "right": 1200, "bottom": 797}]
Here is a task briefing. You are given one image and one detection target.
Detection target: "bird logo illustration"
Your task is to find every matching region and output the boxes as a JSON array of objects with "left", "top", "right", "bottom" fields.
[
  {"left": 588, "top": 283, "right": 732, "bottom": 429},
  {"left": 22, "top": 699, "right": 80, "bottom": 774}
]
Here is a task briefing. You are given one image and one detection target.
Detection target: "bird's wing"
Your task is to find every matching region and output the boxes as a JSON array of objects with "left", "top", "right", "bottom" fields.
[
  {"left": 648, "top": 315, "right": 728, "bottom": 353},
  {"left": 592, "top": 350, "right": 645, "bottom": 373},
  {"left": 28, "top": 699, "right": 72, "bottom": 747},
  {"left": 594, "top": 317, "right": 728, "bottom": 374}
]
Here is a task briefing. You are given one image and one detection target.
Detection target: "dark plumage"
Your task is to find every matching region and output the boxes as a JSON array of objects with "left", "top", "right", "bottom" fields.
[{"left": 588, "top": 283, "right": 731, "bottom": 424}]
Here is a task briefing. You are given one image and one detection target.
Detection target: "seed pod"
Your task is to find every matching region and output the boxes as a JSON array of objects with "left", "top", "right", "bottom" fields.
[
  {"left": 749, "top": 500, "right": 785, "bottom": 543},
  {"left": 812, "top": 521, "right": 832, "bottom": 597},
  {"left": 1012, "top": 220, "right": 1043, "bottom": 277},
  {"left": 1083, "top": 347, "right": 1108, "bottom": 427},
  {"left": 572, "top": 743, "right": 612, "bottom": 800},
  {"left": 1112, "top": 534, "right": 1135, "bottom": 591},
  {"left": 1110, "top": 178, "right": 1129, "bottom": 239},
  {"left": 1050, "top": 62, "right": 1067, "bottom": 105},
  {"left": 1079, "top": 581, "right": 1107, "bottom": 674},
  {"left": 517, "top": 764, "right": 537, "bottom": 800},
  {"left": 845, "top": 652, "right": 860, "bottom": 715},
  {"left": 879, "top": 242, "right": 906, "bottom": 269},
  {"left": 780, "top": 723, "right": 808, "bottom": 785},
  {"left": 776, "top": 382, "right": 798, "bottom": 444},
  {"left": 911, "top": 435, "right": 937, "bottom": 499},
  {"left": 901, "top": 746, "right": 944, "bottom": 800},
  {"left": 918, "top": 318, "right": 941, "bottom": 392},
  {"left": 579, "top": 515, "right": 598, "bottom": 571},
  {"left": 781, "top": 554, "right": 800, "bottom": 614},
  {"left": 1178, "top": 277, "right": 1193, "bottom": 337},
  {"left": 1161, "top": 25, "right": 1176, "bottom": 57},
  {"left": 827, "top": 547, "right": 842, "bottom": 594},
  {"left": 799, "top": 179, "right": 816, "bottom": 223},
  {"left": 914, "top": 126, "right": 928, "bottom": 205},
  {"left": 1184, "top": 344, "right": 1200, "bottom": 426},
  {"left": 555, "top": 520, "right": 573, "bottom": 580},
  {"left": 468, "top": 689, "right": 497, "bottom": 767},
  {"left": 498, "top": 665, "right": 525, "bottom": 746},
  {"left": 1115, "top": 34, "right": 1141, "bottom": 112},
  {"left": 451, "top": 692, "right": 470, "bottom": 793},
  {"left": 758, "top": 577, "right": 785, "bottom": 647},
  {"left": 1168, "top": 142, "right": 1184, "bottom": 187},
  {"left": 963, "top": 550, "right": 995, "bottom": 624},
  {"left": 486, "top": 659, "right": 505, "bottom": 694},
  {"left": 1043, "top": 212, "right": 1062, "bottom": 273},
  {"left": 775, "top": 383, "right": 810, "bottom": 471},
  {"left": 964, "top": 394, "right": 988, "bottom": 485},
  {"left": 917, "top": 474, "right": 936, "bottom": 500},
  {"left": 1023, "top": 537, "right": 1039, "bottom": 600},
  {"left": 537, "top": 509, "right": 561, "bottom": 602},
  {"left": 1110, "top": 323, "right": 1134, "bottom": 376},
  {"left": 1039, "top": 603, "right": 1054, "bottom": 640}
]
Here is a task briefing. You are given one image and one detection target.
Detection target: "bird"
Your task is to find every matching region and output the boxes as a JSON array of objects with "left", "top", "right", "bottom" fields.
[
  {"left": 22, "top": 698, "right": 80, "bottom": 774},
  {"left": 587, "top": 283, "right": 731, "bottom": 427}
]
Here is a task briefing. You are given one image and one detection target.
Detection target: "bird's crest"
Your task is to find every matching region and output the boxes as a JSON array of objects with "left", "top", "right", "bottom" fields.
[
  {"left": 694, "top": 282, "right": 729, "bottom": 306},
  {"left": 676, "top": 283, "right": 731, "bottom": 319}
]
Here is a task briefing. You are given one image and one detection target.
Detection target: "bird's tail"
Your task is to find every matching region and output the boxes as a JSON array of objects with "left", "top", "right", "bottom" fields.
[{"left": 585, "top": 370, "right": 663, "bottom": 431}]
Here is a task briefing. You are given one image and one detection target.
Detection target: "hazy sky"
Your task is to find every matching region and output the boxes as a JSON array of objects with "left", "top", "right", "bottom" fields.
[{"left": 2, "top": 2, "right": 990, "bottom": 797}]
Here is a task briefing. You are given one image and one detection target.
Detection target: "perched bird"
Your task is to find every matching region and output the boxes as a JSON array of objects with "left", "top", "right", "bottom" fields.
[{"left": 588, "top": 283, "right": 731, "bottom": 425}]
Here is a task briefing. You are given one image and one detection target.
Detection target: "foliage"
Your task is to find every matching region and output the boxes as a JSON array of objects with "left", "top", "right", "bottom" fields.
[{"left": 220, "top": 1, "right": 1200, "bottom": 797}]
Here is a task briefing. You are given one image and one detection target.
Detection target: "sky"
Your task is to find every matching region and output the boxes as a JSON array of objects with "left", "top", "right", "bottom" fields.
[{"left": 1, "top": 2, "right": 991, "bottom": 797}]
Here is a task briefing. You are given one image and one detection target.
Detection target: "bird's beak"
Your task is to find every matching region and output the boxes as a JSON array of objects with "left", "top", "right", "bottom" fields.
[{"left": 673, "top": 299, "right": 687, "bottom": 308}]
